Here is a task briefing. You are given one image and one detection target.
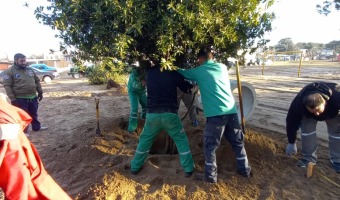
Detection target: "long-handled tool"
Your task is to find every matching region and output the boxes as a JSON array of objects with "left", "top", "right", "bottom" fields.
[
  {"left": 95, "top": 97, "right": 102, "bottom": 135},
  {"left": 235, "top": 61, "right": 246, "bottom": 134}
]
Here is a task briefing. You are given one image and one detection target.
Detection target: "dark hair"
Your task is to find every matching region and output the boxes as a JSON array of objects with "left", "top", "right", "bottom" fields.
[
  {"left": 302, "top": 93, "right": 325, "bottom": 109},
  {"left": 14, "top": 53, "right": 26, "bottom": 61},
  {"left": 197, "top": 46, "right": 214, "bottom": 60}
]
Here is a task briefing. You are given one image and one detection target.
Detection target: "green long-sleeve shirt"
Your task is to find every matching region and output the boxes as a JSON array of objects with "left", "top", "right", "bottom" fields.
[
  {"left": 178, "top": 60, "right": 237, "bottom": 117},
  {"left": 3, "top": 65, "right": 42, "bottom": 101},
  {"left": 127, "top": 68, "right": 146, "bottom": 94}
]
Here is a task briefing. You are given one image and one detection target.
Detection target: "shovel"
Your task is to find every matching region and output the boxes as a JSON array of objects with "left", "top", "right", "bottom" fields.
[{"left": 95, "top": 97, "right": 102, "bottom": 135}]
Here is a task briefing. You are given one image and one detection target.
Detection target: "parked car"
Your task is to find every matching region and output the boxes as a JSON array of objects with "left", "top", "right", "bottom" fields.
[
  {"left": 0, "top": 71, "right": 5, "bottom": 85},
  {"left": 30, "top": 67, "right": 60, "bottom": 83},
  {"left": 0, "top": 67, "right": 59, "bottom": 85},
  {"left": 29, "top": 64, "right": 57, "bottom": 72}
]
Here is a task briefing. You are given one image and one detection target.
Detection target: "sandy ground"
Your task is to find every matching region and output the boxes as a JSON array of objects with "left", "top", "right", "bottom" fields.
[{"left": 1, "top": 61, "right": 340, "bottom": 199}]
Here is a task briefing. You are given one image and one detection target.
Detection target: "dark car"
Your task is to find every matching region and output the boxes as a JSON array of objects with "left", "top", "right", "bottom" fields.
[
  {"left": 30, "top": 67, "right": 60, "bottom": 83},
  {"left": 29, "top": 64, "right": 57, "bottom": 72},
  {"left": 0, "top": 68, "right": 59, "bottom": 85}
]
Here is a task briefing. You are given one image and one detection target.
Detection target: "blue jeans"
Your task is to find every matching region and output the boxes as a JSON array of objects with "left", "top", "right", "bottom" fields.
[
  {"left": 204, "top": 113, "right": 251, "bottom": 182},
  {"left": 13, "top": 97, "right": 41, "bottom": 131}
]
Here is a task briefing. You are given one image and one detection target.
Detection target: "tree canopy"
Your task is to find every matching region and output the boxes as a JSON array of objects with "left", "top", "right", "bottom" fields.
[
  {"left": 317, "top": 0, "right": 340, "bottom": 15},
  {"left": 35, "top": 0, "right": 275, "bottom": 69}
]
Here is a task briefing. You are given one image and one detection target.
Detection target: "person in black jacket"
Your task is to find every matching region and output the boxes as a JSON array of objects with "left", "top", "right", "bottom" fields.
[
  {"left": 130, "top": 60, "right": 195, "bottom": 177},
  {"left": 285, "top": 82, "right": 340, "bottom": 173}
]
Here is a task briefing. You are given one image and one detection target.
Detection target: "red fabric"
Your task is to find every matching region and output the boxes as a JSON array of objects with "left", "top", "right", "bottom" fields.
[{"left": 0, "top": 98, "right": 71, "bottom": 200}]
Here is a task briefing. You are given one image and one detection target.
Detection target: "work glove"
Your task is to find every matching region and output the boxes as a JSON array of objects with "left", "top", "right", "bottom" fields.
[
  {"left": 286, "top": 143, "right": 297, "bottom": 156},
  {"left": 38, "top": 93, "right": 43, "bottom": 101}
]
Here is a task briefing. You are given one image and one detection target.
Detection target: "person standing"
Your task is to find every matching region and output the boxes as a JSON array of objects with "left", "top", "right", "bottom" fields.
[
  {"left": 127, "top": 61, "right": 147, "bottom": 134},
  {"left": 285, "top": 82, "right": 340, "bottom": 173},
  {"left": 130, "top": 60, "right": 195, "bottom": 177},
  {"left": 178, "top": 46, "right": 251, "bottom": 183},
  {"left": 3, "top": 53, "right": 48, "bottom": 133}
]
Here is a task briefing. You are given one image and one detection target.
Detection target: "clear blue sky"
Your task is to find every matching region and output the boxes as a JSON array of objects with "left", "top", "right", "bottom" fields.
[{"left": 0, "top": 0, "right": 339, "bottom": 59}]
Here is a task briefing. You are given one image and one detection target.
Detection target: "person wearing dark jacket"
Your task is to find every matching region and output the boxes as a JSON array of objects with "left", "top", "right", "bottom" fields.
[
  {"left": 285, "top": 82, "right": 340, "bottom": 173},
  {"left": 130, "top": 61, "right": 195, "bottom": 177}
]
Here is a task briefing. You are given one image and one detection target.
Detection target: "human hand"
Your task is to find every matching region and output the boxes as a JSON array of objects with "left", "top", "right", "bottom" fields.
[
  {"left": 286, "top": 143, "right": 297, "bottom": 156},
  {"left": 38, "top": 93, "right": 43, "bottom": 101}
]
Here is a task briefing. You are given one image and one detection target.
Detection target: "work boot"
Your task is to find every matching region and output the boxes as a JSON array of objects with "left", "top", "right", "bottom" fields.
[
  {"left": 185, "top": 171, "right": 193, "bottom": 178},
  {"left": 194, "top": 173, "right": 216, "bottom": 183},
  {"left": 33, "top": 126, "right": 48, "bottom": 131}
]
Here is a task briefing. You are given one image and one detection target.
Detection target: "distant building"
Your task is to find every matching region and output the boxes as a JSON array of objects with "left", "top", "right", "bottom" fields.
[{"left": 0, "top": 61, "right": 13, "bottom": 70}]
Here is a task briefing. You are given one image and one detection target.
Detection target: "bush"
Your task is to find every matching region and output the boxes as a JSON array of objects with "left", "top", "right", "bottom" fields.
[{"left": 87, "top": 59, "right": 128, "bottom": 86}]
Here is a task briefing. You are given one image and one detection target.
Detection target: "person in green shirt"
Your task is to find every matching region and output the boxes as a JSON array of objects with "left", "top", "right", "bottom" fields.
[
  {"left": 178, "top": 46, "right": 251, "bottom": 183},
  {"left": 127, "top": 62, "right": 147, "bottom": 134}
]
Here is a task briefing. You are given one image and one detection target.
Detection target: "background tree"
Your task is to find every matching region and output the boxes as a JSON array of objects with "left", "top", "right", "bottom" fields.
[
  {"left": 325, "top": 40, "right": 340, "bottom": 52},
  {"left": 274, "top": 38, "right": 297, "bottom": 52},
  {"left": 34, "top": 0, "right": 275, "bottom": 76},
  {"left": 317, "top": 0, "right": 340, "bottom": 15}
]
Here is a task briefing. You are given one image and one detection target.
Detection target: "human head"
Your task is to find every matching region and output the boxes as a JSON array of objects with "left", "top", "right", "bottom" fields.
[
  {"left": 14, "top": 53, "right": 27, "bottom": 68},
  {"left": 303, "top": 93, "right": 326, "bottom": 116},
  {"left": 197, "top": 46, "right": 214, "bottom": 65}
]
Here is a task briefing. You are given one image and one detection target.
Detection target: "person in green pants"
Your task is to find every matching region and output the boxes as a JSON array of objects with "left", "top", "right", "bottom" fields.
[
  {"left": 130, "top": 60, "right": 195, "bottom": 178},
  {"left": 127, "top": 62, "right": 147, "bottom": 134}
]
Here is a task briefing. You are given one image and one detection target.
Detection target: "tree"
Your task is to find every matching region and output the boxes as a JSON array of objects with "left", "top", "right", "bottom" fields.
[
  {"left": 274, "top": 38, "right": 297, "bottom": 52},
  {"left": 325, "top": 40, "right": 340, "bottom": 53},
  {"left": 317, "top": 0, "right": 340, "bottom": 15},
  {"left": 34, "top": 0, "right": 275, "bottom": 72}
]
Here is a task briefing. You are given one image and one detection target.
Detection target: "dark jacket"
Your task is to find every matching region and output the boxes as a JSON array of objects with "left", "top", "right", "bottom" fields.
[
  {"left": 286, "top": 82, "right": 340, "bottom": 143},
  {"left": 146, "top": 64, "right": 193, "bottom": 113}
]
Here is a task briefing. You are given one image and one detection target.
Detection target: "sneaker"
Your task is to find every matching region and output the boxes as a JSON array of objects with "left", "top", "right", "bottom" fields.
[
  {"left": 185, "top": 171, "right": 193, "bottom": 178},
  {"left": 192, "top": 120, "right": 199, "bottom": 127},
  {"left": 297, "top": 159, "right": 316, "bottom": 168},
  {"left": 194, "top": 173, "right": 217, "bottom": 183}
]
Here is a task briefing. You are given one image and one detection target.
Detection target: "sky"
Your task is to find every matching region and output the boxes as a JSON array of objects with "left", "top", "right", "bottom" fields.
[{"left": 0, "top": 0, "right": 339, "bottom": 60}]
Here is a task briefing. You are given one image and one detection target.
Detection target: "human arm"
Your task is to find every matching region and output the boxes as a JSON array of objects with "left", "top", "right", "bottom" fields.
[
  {"left": 177, "top": 68, "right": 197, "bottom": 81},
  {"left": 33, "top": 71, "right": 43, "bottom": 100},
  {"left": 286, "top": 95, "right": 304, "bottom": 144},
  {"left": 3, "top": 70, "right": 16, "bottom": 102},
  {"left": 285, "top": 95, "right": 303, "bottom": 156}
]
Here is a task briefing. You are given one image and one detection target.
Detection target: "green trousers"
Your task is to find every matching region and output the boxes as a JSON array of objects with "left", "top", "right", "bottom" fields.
[
  {"left": 127, "top": 90, "right": 147, "bottom": 132},
  {"left": 130, "top": 113, "right": 194, "bottom": 173}
]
